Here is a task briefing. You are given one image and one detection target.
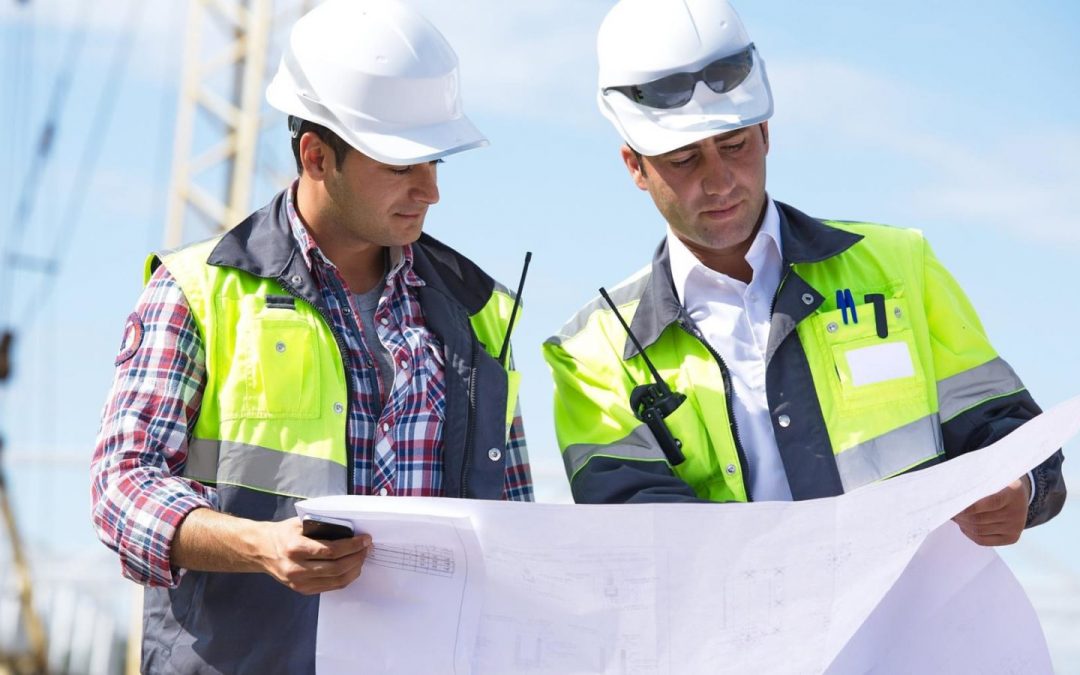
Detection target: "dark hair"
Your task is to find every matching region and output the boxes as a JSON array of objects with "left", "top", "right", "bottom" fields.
[{"left": 289, "top": 116, "right": 350, "bottom": 174}]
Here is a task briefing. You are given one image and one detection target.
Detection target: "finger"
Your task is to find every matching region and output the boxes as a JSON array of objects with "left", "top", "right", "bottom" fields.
[
  {"left": 960, "top": 530, "right": 1020, "bottom": 547},
  {"left": 957, "top": 516, "right": 1024, "bottom": 541},
  {"left": 285, "top": 537, "right": 339, "bottom": 561},
  {"left": 958, "top": 509, "right": 1024, "bottom": 527},
  {"left": 318, "top": 534, "right": 373, "bottom": 561},
  {"left": 961, "top": 491, "right": 1008, "bottom": 515},
  {"left": 295, "top": 563, "right": 366, "bottom": 595},
  {"left": 956, "top": 481, "right": 1026, "bottom": 517},
  {"left": 954, "top": 513, "right": 1024, "bottom": 537},
  {"left": 299, "top": 548, "right": 369, "bottom": 579}
]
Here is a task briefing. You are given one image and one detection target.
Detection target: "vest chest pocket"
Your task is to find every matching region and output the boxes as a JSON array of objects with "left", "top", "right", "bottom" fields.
[
  {"left": 215, "top": 295, "right": 322, "bottom": 420},
  {"left": 811, "top": 296, "right": 929, "bottom": 414}
]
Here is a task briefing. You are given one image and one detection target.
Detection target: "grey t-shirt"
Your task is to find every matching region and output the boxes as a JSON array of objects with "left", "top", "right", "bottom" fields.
[{"left": 353, "top": 281, "right": 395, "bottom": 414}]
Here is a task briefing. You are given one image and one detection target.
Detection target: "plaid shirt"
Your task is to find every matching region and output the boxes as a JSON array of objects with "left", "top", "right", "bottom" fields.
[{"left": 91, "top": 185, "right": 533, "bottom": 587}]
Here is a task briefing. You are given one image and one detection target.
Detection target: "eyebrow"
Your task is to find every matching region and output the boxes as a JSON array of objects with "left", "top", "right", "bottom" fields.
[
  {"left": 713, "top": 129, "right": 748, "bottom": 144},
  {"left": 661, "top": 130, "right": 747, "bottom": 158}
]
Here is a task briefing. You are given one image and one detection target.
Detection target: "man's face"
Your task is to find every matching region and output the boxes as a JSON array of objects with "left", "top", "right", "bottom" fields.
[
  {"left": 624, "top": 123, "right": 769, "bottom": 256},
  {"left": 322, "top": 148, "right": 441, "bottom": 248}
]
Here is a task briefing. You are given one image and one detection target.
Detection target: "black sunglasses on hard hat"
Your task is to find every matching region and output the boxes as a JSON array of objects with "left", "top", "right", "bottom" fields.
[{"left": 603, "top": 44, "right": 756, "bottom": 110}]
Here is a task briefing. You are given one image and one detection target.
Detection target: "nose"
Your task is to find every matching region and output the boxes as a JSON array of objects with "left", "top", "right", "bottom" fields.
[
  {"left": 699, "top": 146, "right": 735, "bottom": 197},
  {"left": 412, "top": 162, "right": 440, "bottom": 206}
]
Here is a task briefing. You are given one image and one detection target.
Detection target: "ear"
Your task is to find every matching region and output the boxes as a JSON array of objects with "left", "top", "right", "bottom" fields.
[
  {"left": 619, "top": 145, "right": 649, "bottom": 191},
  {"left": 299, "top": 132, "right": 330, "bottom": 179},
  {"left": 760, "top": 121, "right": 770, "bottom": 154}
]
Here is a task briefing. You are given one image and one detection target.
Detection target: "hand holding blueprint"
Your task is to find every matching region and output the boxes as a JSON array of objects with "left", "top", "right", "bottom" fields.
[{"left": 298, "top": 395, "right": 1080, "bottom": 674}]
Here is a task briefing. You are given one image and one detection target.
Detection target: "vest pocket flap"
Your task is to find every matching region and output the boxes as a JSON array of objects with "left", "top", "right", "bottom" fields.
[
  {"left": 216, "top": 295, "right": 322, "bottom": 420},
  {"left": 816, "top": 295, "right": 911, "bottom": 344}
]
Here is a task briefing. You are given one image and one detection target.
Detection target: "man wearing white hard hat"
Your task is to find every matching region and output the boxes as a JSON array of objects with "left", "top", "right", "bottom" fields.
[
  {"left": 91, "top": 1, "right": 533, "bottom": 671},
  {"left": 544, "top": 0, "right": 1063, "bottom": 538}
]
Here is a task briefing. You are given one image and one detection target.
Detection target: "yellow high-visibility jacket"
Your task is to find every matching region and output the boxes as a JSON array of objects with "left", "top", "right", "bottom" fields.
[{"left": 544, "top": 201, "right": 1065, "bottom": 525}]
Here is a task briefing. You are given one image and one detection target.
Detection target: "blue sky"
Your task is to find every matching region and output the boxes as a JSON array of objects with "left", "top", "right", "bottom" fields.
[{"left": 1, "top": 0, "right": 1078, "bottom": 667}]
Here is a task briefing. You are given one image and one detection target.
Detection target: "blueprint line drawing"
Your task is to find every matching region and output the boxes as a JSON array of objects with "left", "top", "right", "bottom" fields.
[{"left": 367, "top": 544, "right": 457, "bottom": 577}]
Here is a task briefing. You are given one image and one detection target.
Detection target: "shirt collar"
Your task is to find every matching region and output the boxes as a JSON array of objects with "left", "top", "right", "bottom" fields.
[
  {"left": 667, "top": 196, "right": 783, "bottom": 304},
  {"left": 285, "top": 179, "right": 423, "bottom": 288}
]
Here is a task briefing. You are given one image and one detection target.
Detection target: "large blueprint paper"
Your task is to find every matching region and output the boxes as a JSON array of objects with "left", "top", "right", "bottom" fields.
[
  {"left": 298, "top": 395, "right": 1080, "bottom": 674},
  {"left": 825, "top": 524, "right": 1052, "bottom": 674}
]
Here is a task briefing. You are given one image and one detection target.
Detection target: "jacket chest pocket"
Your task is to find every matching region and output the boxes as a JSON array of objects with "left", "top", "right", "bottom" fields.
[
  {"left": 810, "top": 295, "right": 929, "bottom": 413},
  {"left": 215, "top": 295, "right": 322, "bottom": 420}
]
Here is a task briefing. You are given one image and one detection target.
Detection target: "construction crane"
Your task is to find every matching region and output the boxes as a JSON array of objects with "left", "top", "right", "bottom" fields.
[
  {"left": 0, "top": 336, "right": 48, "bottom": 675},
  {"left": 164, "top": 0, "right": 315, "bottom": 248}
]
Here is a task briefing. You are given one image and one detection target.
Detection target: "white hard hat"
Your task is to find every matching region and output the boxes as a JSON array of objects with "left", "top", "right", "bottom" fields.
[
  {"left": 597, "top": 0, "right": 773, "bottom": 157},
  {"left": 266, "top": 0, "right": 487, "bottom": 165}
]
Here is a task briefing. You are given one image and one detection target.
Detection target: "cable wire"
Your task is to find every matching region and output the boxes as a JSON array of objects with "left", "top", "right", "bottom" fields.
[
  {"left": 0, "top": 0, "right": 93, "bottom": 329},
  {"left": 19, "top": 0, "right": 148, "bottom": 330}
]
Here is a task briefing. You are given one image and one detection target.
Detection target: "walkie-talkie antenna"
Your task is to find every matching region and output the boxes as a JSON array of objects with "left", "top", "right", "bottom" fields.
[
  {"left": 598, "top": 287, "right": 668, "bottom": 389},
  {"left": 598, "top": 287, "right": 688, "bottom": 465},
  {"left": 497, "top": 251, "right": 532, "bottom": 367}
]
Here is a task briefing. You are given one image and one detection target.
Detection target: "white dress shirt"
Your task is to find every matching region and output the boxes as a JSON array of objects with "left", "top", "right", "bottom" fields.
[{"left": 667, "top": 198, "right": 793, "bottom": 501}]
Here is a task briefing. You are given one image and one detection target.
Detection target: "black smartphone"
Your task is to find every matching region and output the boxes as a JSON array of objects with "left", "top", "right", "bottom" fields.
[{"left": 301, "top": 515, "right": 355, "bottom": 541}]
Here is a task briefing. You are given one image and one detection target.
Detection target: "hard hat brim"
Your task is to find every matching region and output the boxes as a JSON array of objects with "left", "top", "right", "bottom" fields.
[
  {"left": 267, "top": 82, "right": 489, "bottom": 166},
  {"left": 344, "top": 115, "right": 490, "bottom": 166}
]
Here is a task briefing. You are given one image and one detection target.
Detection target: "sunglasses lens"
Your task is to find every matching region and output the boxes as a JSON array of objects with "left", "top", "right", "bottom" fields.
[
  {"left": 632, "top": 72, "right": 696, "bottom": 109},
  {"left": 702, "top": 48, "right": 754, "bottom": 94},
  {"left": 605, "top": 45, "right": 756, "bottom": 109}
]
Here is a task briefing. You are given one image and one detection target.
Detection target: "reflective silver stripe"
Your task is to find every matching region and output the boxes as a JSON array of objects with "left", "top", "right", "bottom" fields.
[
  {"left": 563, "top": 424, "right": 669, "bottom": 478},
  {"left": 937, "top": 357, "right": 1025, "bottom": 422},
  {"left": 491, "top": 279, "right": 515, "bottom": 301},
  {"left": 836, "top": 414, "right": 943, "bottom": 492},
  {"left": 184, "top": 439, "right": 346, "bottom": 498},
  {"left": 546, "top": 265, "right": 652, "bottom": 347}
]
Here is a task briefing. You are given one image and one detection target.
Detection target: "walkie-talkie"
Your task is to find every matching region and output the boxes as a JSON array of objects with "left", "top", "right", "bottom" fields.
[{"left": 598, "top": 288, "right": 687, "bottom": 465}]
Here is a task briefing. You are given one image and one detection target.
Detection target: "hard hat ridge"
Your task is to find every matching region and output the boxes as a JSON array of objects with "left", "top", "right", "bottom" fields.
[{"left": 266, "top": 0, "right": 487, "bottom": 165}]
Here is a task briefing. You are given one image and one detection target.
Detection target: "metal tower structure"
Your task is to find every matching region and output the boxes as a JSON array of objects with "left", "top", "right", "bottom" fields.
[{"left": 164, "top": 0, "right": 313, "bottom": 248}]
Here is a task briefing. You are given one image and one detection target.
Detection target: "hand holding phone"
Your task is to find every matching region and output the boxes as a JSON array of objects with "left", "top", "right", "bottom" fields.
[{"left": 301, "top": 515, "right": 355, "bottom": 541}]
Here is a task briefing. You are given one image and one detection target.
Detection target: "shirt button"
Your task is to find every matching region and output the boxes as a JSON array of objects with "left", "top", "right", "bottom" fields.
[
  {"left": 275, "top": 341, "right": 287, "bottom": 352},
  {"left": 488, "top": 448, "right": 502, "bottom": 462},
  {"left": 290, "top": 275, "right": 303, "bottom": 286},
  {"left": 380, "top": 317, "right": 390, "bottom": 326},
  {"left": 801, "top": 293, "right": 815, "bottom": 306},
  {"left": 343, "top": 307, "right": 351, "bottom": 315},
  {"left": 382, "top": 422, "right": 390, "bottom": 433},
  {"left": 778, "top": 414, "right": 791, "bottom": 428},
  {"left": 399, "top": 360, "right": 409, "bottom": 370},
  {"left": 726, "top": 463, "right": 738, "bottom": 475},
  {"left": 378, "top": 487, "right": 388, "bottom": 496},
  {"left": 826, "top": 322, "right": 838, "bottom": 333},
  {"left": 332, "top": 402, "right": 344, "bottom": 414}
]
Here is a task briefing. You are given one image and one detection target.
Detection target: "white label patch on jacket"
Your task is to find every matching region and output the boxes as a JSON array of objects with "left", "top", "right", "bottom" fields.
[{"left": 845, "top": 341, "right": 915, "bottom": 386}]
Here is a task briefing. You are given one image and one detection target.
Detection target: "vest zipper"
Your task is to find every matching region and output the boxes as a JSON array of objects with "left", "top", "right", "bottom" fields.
[
  {"left": 678, "top": 317, "right": 751, "bottom": 499},
  {"left": 459, "top": 337, "right": 478, "bottom": 498},
  {"left": 279, "top": 280, "right": 356, "bottom": 495},
  {"left": 770, "top": 264, "right": 793, "bottom": 318}
]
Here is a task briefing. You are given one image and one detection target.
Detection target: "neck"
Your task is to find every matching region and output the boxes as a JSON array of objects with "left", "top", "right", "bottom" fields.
[
  {"left": 683, "top": 200, "right": 768, "bottom": 284},
  {"left": 295, "top": 177, "right": 386, "bottom": 294}
]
